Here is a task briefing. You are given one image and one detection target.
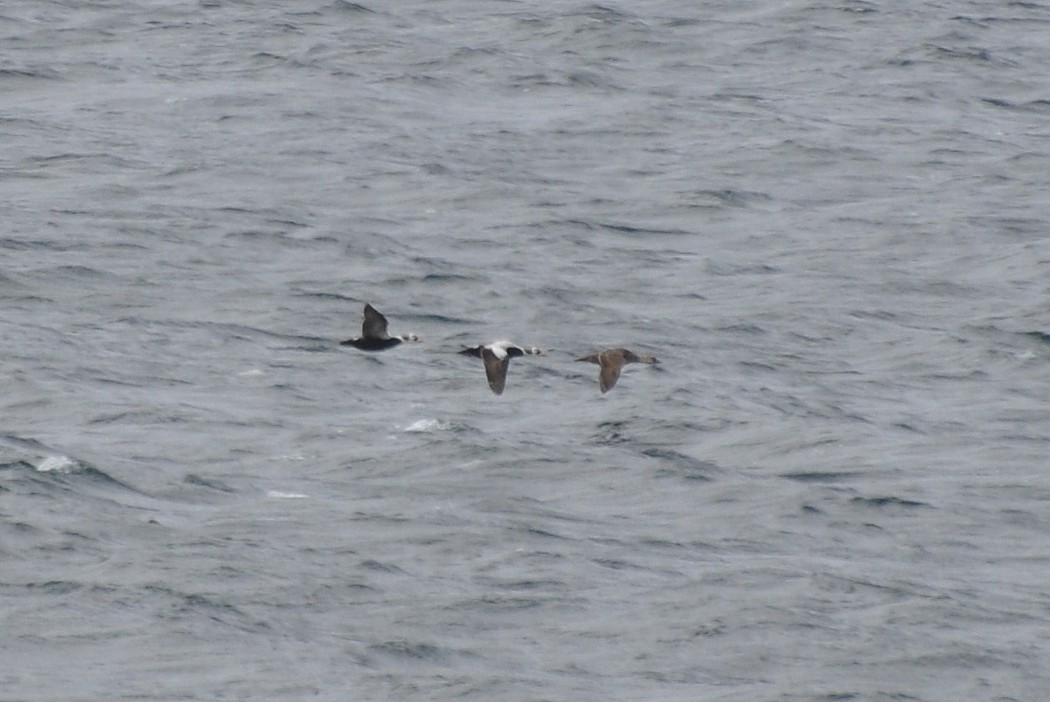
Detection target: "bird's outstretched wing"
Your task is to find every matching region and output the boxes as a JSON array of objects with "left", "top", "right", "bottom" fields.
[{"left": 362, "top": 304, "right": 390, "bottom": 339}]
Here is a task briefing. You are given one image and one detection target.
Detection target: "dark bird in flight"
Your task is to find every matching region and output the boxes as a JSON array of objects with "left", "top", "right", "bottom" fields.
[
  {"left": 459, "top": 341, "right": 546, "bottom": 395},
  {"left": 340, "top": 303, "right": 421, "bottom": 351}
]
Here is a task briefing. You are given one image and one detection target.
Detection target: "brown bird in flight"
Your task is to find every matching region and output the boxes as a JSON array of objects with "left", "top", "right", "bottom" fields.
[{"left": 576, "top": 348, "right": 659, "bottom": 393}]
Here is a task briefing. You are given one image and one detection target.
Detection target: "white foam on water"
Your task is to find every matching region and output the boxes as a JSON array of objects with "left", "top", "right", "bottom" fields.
[
  {"left": 404, "top": 418, "right": 444, "bottom": 433},
  {"left": 266, "top": 490, "right": 308, "bottom": 499},
  {"left": 35, "top": 455, "right": 77, "bottom": 473}
]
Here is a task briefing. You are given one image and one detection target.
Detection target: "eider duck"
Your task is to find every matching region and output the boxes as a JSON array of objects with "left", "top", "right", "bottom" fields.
[
  {"left": 340, "top": 303, "right": 421, "bottom": 351},
  {"left": 576, "top": 348, "right": 659, "bottom": 393},
  {"left": 459, "top": 341, "right": 546, "bottom": 395}
]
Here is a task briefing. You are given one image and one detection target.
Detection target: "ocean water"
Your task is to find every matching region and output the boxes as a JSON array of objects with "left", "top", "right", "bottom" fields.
[{"left": 2, "top": 1, "right": 1050, "bottom": 700}]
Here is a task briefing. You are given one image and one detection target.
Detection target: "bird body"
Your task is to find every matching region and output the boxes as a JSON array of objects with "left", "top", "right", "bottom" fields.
[
  {"left": 460, "top": 341, "right": 546, "bottom": 395},
  {"left": 576, "top": 348, "right": 658, "bottom": 393},
  {"left": 340, "top": 303, "right": 420, "bottom": 351}
]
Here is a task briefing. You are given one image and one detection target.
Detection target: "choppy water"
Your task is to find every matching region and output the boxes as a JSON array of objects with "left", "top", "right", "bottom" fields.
[{"left": 3, "top": 1, "right": 1050, "bottom": 700}]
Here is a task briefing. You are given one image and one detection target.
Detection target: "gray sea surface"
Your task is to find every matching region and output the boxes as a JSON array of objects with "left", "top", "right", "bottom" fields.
[{"left": 3, "top": 1, "right": 1050, "bottom": 700}]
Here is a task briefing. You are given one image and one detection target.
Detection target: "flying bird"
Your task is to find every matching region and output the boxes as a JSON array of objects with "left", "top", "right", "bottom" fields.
[
  {"left": 576, "top": 348, "right": 659, "bottom": 393},
  {"left": 340, "top": 303, "right": 421, "bottom": 351},
  {"left": 459, "top": 341, "right": 546, "bottom": 395}
]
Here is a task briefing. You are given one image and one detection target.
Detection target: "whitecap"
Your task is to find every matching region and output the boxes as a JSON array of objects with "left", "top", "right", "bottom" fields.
[
  {"left": 266, "top": 490, "right": 308, "bottom": 499},
  {"left": 404, "top": 418, "right": 444, "bottom": 433},
  {"left": 36, "top": 455, "right": 77, "bottom": 473}
]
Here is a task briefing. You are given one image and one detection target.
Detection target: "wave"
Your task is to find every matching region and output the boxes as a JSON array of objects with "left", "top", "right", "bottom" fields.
[{"left": 0, "top": 433, "right": 143, "bottom": 495}]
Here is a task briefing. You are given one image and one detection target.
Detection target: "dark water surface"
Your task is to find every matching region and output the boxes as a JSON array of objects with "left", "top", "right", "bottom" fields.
[{"left": 3, "top": 1, "right": 1050, "bottom": 700}]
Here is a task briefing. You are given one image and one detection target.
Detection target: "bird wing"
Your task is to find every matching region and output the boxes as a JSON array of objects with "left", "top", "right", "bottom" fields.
[
  {"left": 362, "top": 304, "right": 390, "bottom": 339},
  {"left": 481, "top": 347, "right": 510, "bottom": 395},
  {"left": 598, "top": 355, "right": 624, "bottom": 393}
]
